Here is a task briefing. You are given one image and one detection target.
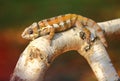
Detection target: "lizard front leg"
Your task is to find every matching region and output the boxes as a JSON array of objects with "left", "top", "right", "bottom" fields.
[{"left": 47, "top": 27, "right": 55, "bottom": 45}]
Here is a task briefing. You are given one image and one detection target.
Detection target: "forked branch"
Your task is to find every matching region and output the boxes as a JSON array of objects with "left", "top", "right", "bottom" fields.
[{"left": 10, "top": 19, "right": 120, "bottom": 81}]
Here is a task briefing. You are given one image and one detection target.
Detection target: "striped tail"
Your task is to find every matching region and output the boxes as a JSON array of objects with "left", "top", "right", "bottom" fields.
[
  {"left": 93, "top": 23, "right": 108, "bottom": 47},
  {"left": 81, "top": 16, "right": 108, "bottom": 47}
]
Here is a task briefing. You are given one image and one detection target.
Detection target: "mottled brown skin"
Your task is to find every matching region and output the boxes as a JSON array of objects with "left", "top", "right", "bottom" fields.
[{"left": 21, "top": 14, "right": 107, "bottom": 47}]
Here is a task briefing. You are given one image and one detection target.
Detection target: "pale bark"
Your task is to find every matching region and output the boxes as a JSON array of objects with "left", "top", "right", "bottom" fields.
[
  {"left": 98, "top": 18, "right": 120, "bottom": 34},
  {"left": 10, "top": 19, "right": 120, "bottom": 81}
]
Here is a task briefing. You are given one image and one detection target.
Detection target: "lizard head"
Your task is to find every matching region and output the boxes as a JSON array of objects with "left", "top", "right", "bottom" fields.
[{"left": 21, "top": 22, "right": 40, "bottom": 40}]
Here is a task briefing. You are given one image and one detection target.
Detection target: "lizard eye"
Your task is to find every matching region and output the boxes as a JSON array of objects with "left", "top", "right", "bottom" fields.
[{"left": 28, "top": 28, "right": 33, "bottom": 34}]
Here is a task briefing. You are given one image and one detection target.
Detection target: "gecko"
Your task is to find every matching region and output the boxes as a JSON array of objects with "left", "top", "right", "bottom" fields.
[{"left": 21, "top": 14, "right": 107, "bottom": 47}]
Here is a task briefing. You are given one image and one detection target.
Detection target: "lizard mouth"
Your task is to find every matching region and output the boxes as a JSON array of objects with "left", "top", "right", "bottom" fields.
[
  {"left": 21, "top": 31, "right": 32, "bottom": 40},
  {"left": 21, "top": 34, "right": 30, "bottom": 39}
]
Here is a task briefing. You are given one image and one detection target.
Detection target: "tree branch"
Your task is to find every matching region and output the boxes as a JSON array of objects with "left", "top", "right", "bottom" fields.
[
  {"left": 98, "top": 18, "right": 120, "bottom": 34},
  {"left": 10, "top": 19, "right": 120, "bottom": 81}
]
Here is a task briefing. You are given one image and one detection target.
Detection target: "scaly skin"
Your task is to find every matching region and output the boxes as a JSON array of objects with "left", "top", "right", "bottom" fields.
[{"left": 21, "top": 14, "right": 107, "bottom": 47}]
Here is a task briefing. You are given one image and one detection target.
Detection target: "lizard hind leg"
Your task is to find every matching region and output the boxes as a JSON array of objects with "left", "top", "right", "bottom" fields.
[
  {"left": 81, "top": 27, "right": 92, "bottom": 51},
  {"left": 82, "top": 17, "right": 108, "bottom": 47},
  {"left": 75, "top": 20, "right": 91, "bottom": 51},
  {"left": 82, "top": 27, "right": 91, "bottom": 45}
]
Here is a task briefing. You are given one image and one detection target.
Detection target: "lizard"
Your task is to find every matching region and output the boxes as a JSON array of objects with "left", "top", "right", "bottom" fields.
[{"left": 21, "top": 13, "right": 107, "bottom": 47}]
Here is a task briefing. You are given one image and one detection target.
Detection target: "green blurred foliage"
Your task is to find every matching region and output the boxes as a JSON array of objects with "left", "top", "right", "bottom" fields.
[{"left": 0, "top": 0, "right": 120, "bottom": 29}]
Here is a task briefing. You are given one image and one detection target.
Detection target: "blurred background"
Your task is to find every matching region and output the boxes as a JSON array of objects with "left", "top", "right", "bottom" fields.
[{"left": 0, "top": 0, "right": 120, "bottom": 81}]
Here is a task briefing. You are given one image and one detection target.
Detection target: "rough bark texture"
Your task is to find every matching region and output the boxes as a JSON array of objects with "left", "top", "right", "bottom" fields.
[
  {"left": 78, "top": 40, "right": 119, "bottom": 81},
  {"left": 10, "top": 19, "right": 120, "bottom": 81}
]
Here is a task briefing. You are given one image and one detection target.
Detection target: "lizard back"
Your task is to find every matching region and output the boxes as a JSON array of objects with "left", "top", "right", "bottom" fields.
[{"left": 38, "top": 14, "right": 78, "bottom": 32}]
